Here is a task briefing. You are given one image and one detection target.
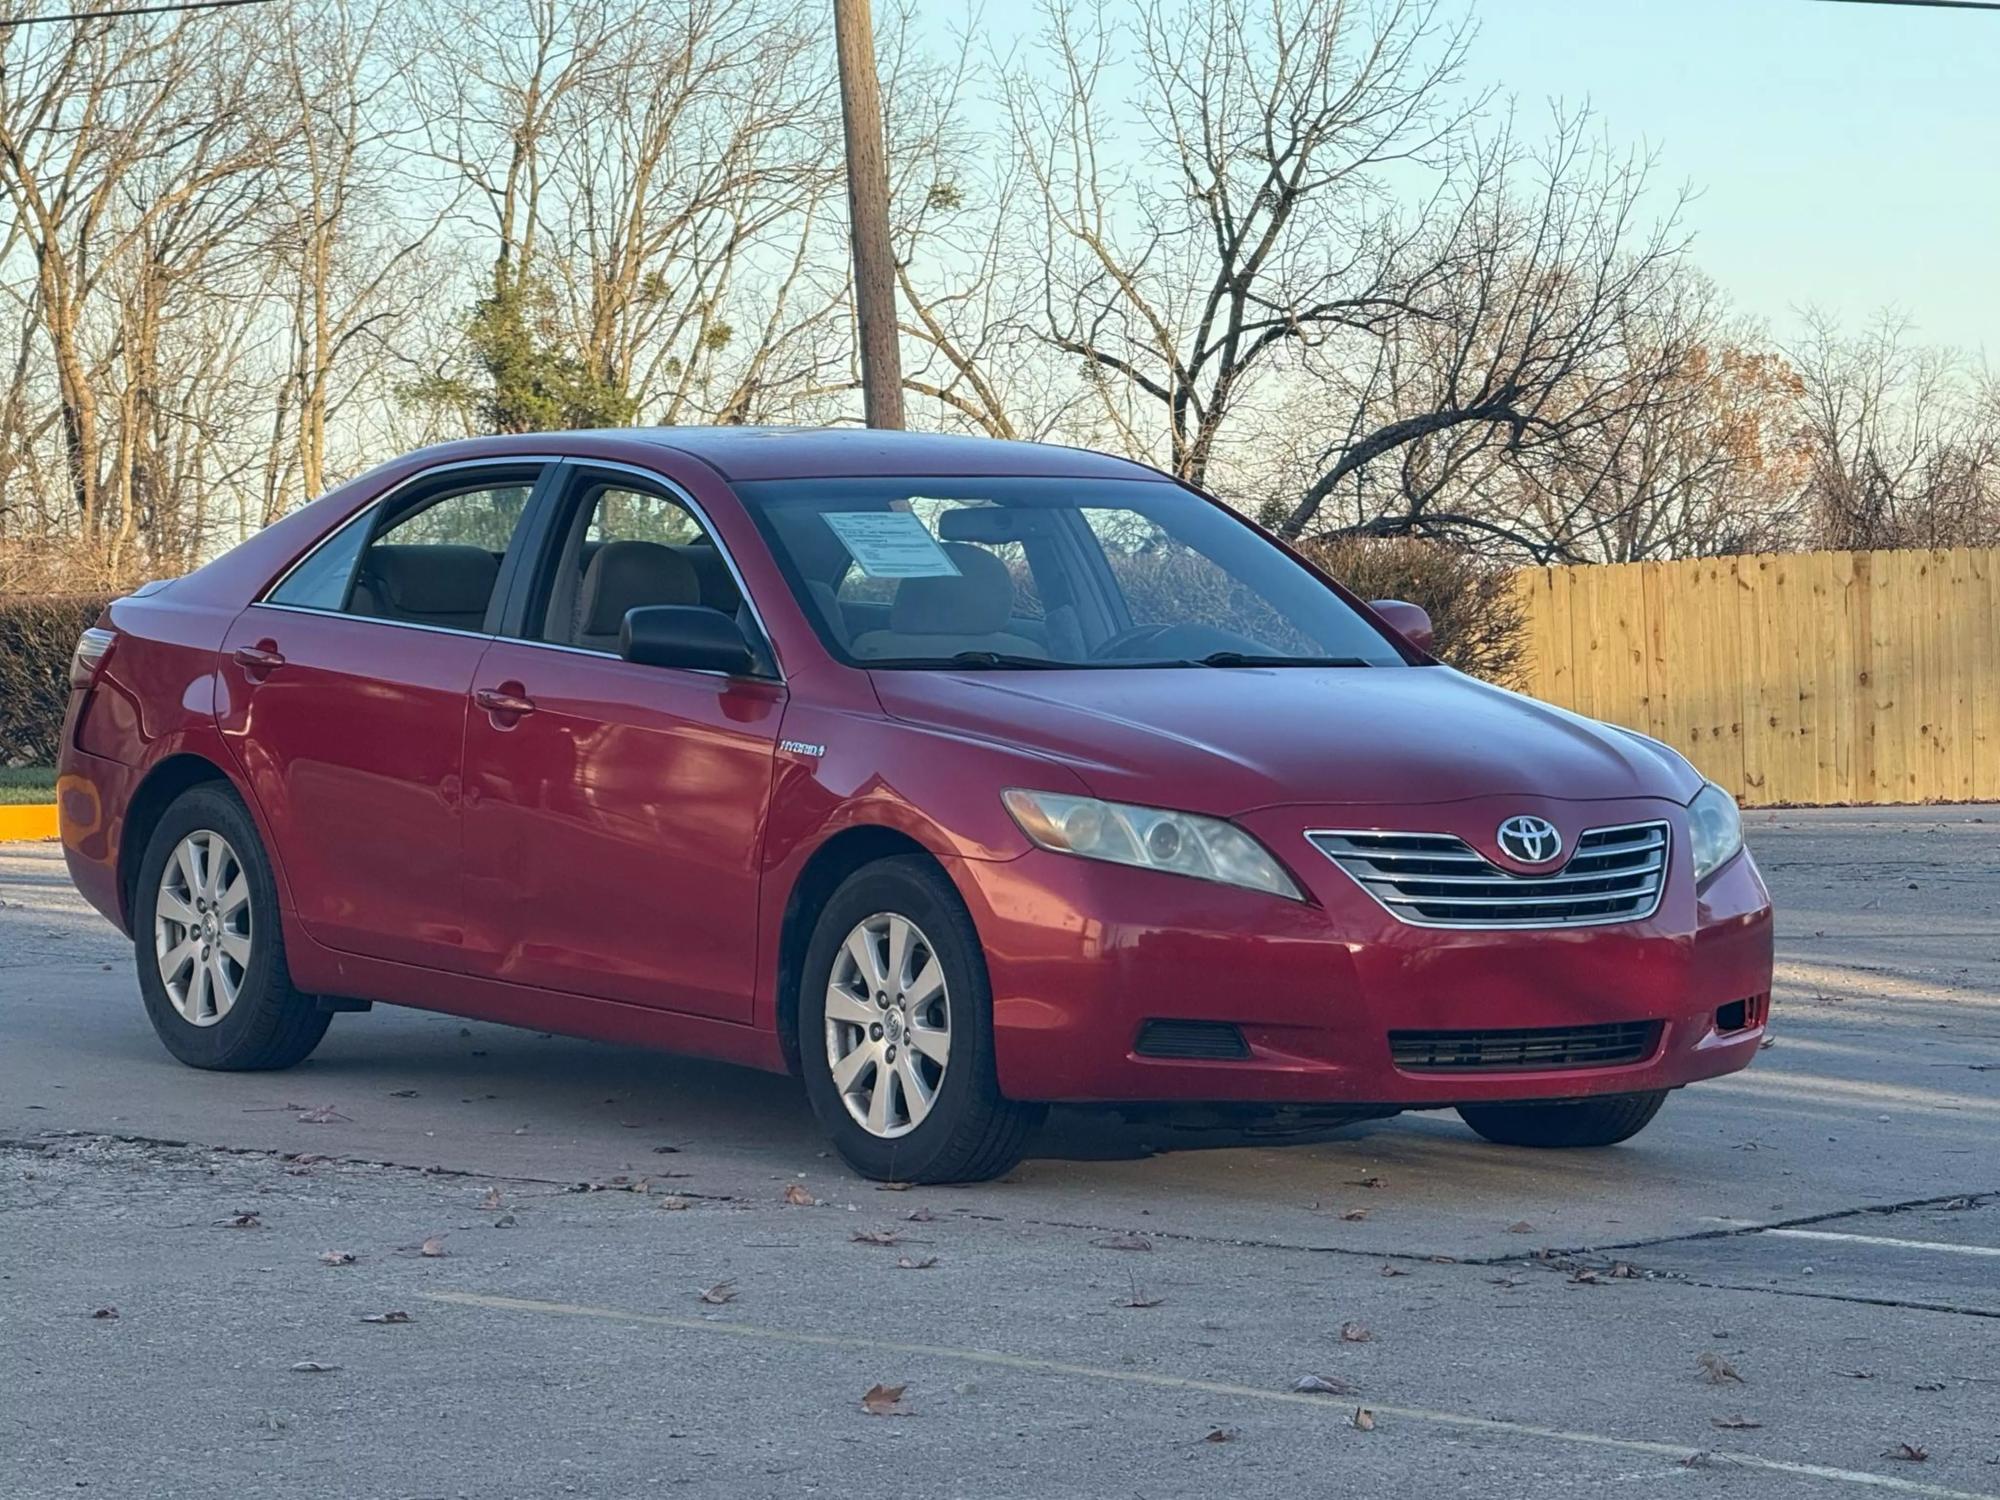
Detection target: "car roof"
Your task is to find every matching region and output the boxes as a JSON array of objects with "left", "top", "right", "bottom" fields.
[{"left": 614, "top": 427, "right": 1164, "bottom": 484}]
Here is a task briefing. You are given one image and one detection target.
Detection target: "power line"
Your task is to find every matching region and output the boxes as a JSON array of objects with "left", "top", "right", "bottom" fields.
[
  {"left": 0, "top": 0, "right": 277, "bottom": 28},
  {"left": 1807, "top": 0, "right": 2000, "bottom": 10}
]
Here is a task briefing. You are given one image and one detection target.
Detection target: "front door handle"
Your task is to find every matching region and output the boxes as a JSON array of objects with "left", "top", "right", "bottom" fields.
[{"left": 474, "top": 685, "right": 536, "bottom": 717}]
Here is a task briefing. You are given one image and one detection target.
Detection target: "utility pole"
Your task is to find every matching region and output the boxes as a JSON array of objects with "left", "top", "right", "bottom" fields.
[{"left": 832, "top": 0, "right": 905, "bottom": 429}]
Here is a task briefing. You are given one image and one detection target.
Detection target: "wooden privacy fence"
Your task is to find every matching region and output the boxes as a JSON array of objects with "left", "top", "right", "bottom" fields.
[{"left": 1511, "top": 547, "right": 2000, "bottom": 807}]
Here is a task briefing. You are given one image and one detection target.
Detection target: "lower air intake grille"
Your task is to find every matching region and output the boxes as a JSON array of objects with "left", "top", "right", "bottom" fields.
[
  {"left": 1135, "top": 1020, "right": 1252, "bottom": 1061},
  {"left": 1389, "top": 1021, "right": 1661, "bottom": 1072}
]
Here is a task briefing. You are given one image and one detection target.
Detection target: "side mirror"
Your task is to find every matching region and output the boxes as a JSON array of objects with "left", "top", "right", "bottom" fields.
[
  {"left": 1369, "top": 599, "right": 1434, "bottom": 654},
  {"left": 620, "top": 605, "right": 757, "bottom": 676}
]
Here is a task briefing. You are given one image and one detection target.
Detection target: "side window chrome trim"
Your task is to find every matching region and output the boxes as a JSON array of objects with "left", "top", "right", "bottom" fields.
[
  {"left": 485, "top": 633, "right": 781, "bottom": 685},
  {"left": 244, "top": 600, "right": 499, "bottom": 643},
  {"left": 256, "top": 455, "right": 563, "bottom": 606},
  {"left": 531, "top": 456, "right": 785, "bottom": 683}
]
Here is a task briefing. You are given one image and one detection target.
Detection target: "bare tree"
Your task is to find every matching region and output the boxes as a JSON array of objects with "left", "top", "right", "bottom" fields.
[{"left": 1788, "top": 310, "right": 1998, "bottom": 551}]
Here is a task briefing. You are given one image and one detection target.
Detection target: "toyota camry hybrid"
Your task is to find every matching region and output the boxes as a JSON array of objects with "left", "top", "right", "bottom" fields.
[{"left": 55, "top": 428, "right": 1773, "bottom": 1183}]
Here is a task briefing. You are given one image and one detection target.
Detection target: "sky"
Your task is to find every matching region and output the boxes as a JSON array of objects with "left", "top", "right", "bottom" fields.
[
  {"left": 1471, "top": 0, "right": 2000, "bottom": 357},
  {"left": 938, "top": 0, "right": 2000, "bottom": 359}
]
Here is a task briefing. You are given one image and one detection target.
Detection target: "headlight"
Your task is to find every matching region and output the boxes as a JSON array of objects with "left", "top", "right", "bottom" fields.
[
  {"left": 1687, "top": 782, "right": 1744, "bottom": 883},
  {"left": 1001, "top": 789, "right": 1304, "bottom": 900}
]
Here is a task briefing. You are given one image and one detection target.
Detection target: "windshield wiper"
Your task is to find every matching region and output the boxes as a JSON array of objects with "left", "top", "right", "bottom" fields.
[
  {"left": 1195, "top": 651, "right": 1374, "bottom": 668},
  {"left": 942, "top": 650, "right": 1070, "bottom": 669}
]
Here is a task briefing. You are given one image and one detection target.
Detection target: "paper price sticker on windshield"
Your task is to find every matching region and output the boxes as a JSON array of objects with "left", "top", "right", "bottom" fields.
[{"left": 823, "top": 511, "right": 960, "bottom": 578}]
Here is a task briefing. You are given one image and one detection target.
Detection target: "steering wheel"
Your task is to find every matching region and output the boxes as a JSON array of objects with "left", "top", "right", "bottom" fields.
[{"left": 1092, "top": 622, "right": 1180, "bottom": 660}]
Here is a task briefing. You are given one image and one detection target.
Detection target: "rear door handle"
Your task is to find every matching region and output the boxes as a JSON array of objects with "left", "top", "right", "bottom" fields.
[
  {"left": 474, "top": 686, "right": 536, "bottom": 717},
  {"left": 231, "top": 645, "right": 285, "bottom": 677}
]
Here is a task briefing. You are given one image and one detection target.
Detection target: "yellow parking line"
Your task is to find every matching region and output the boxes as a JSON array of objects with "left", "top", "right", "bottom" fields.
[
  {"left": 424, "top": 1290, "right": 1995, "bottom": 1499},
  {"left": 0, "top": 803, "right": 59, "bottom": 841}
]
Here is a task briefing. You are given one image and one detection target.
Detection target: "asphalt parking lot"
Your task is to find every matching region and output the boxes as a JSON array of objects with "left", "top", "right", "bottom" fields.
[{"left": 3, "top": 806, "right": 1997, "bottom": 1499}]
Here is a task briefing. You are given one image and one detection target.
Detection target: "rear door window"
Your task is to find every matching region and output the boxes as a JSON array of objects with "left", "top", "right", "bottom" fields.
[{"left": 265, "top": 471, "right": 539, "bottom": 634}]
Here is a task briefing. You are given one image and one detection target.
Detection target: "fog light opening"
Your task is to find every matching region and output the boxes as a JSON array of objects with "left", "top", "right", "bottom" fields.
[{"left": 1714, "top": 993, "right": 1769, "bottom": 1035}]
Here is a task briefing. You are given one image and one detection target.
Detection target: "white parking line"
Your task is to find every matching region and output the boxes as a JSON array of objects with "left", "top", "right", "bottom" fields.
[
  {"left": 1768, "top": 1229, "right": 2000, "bottom": 1259},
  {"left": 425, "top": 1290, "right": 1998, "bottom": 1500}
]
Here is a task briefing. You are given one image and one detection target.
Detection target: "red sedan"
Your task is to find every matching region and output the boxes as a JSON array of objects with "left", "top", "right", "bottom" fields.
[{"left": 56, "top": 429, "right": 1773, "bottom": 1182}]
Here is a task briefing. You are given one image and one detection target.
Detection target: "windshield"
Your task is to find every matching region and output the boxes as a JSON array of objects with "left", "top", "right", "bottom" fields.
[{"left": 733, "top": 475, "right": 1411, "bottom": 669}]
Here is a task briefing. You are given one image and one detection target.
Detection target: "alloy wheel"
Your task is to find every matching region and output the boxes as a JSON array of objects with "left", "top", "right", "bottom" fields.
[
  {"left": 155, "top": 830, "right": 252, "bottom": 1027},
  {"left": 824, "top": 912, "right": 951, "bottom": 1138}
]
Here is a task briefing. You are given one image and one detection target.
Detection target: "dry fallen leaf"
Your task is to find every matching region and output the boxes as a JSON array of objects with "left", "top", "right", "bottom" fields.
[
  {"left": 90, "top": 1306, "right": 118, "bottom": 1320},
  {"left": 698, "top": 1281, "right": 738, "bottom": 1305},
  {"left": 289, "top": 1361, "right": 340, "bottom": 1374},
  {"left": 894, "top": 1255, "right": 939, "bottom": 1271},
  {"left": 1351, "top": 1407, "right": 1376, "bottom": 1431},
  {"left": 1201, "top": 1427, "right": 1237, "bottom": 1444},
  {"left": 296, "top": 1105, "right": 349, "bottom": 1124},
  {"left": 782, "top": 1183, "right": 818, "bottom": 1207},
  {"left": 317, "top": 1251, "right": 357, "bottom": 1267},
  {"left": 1569, "top": 1268, "right": 1602, "bottom": 1285},
  {"left": 1507, "top": 1220, "right": 1533, "bottom": 1233},
  {"left": 479, "top": 1187, "right": 504, "bottom": 1210},
  {"left": 1291, "top": 1374, "right": 1360, "bottom": 1396},
  {"left": 1377, "top": 1265, "right": 1408, "bottom": 1278},
  {"left": 1608, "top": 1261, "right": 1640, "bottom": 1279},
  {"left": 1711, "top": 1415, "right": 1762, "bottom": 1430},
  {"left": 360, "top": 1311, "right": 413, "bottom": 1324},
  {"left": 1092, "top": 1233, "right": 1152, "bottom": 1252},
  {"left": 215, "top": 1212, "right": 262, "bottom": 1229},
  {"left": 860, "top": 1382, "right": 908, "bottom": 1416},
  {"left": 1339, "top": 1208, "right": 1369, "bottom": 1222},
  {"left": 905, "top": 1207, "right": 935, "bottom": 1223},
  {"left": 852, "top": 1229, "right": 903, "bottom": 1246},
  {"left": 1698, "top": 1352, "right": 1744, "bottom": 1385},
  {"left": 1883, "top": 1443, "right": 1928, "bottom": 1463},
  {"left": 1339, "top": 1321, "right": 1374, "bottom": 1343},
  {"left": 657, "top": 1195, "right": 691, "bottom": 1211},
  {"left": 874, "top": 1181, "right": 913, "bottom": 1192},
  {"left": 418, "top": 1236, "right": 447, "bottom": 1258},
  {"left": 1357, "top": 1174, "right": 1387, "bottom": 1189}
]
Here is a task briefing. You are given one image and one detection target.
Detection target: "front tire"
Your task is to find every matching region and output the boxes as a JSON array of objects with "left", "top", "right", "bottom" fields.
[
  {"left": 133, "top": 784, "right": 330, "bottom": 1071},
  {"left": 1456, "top": 1090, "right": 1668, "bottom": 1148},
  {"left": 798, "top": 856, "right": 1044, "bottom": 1183}
]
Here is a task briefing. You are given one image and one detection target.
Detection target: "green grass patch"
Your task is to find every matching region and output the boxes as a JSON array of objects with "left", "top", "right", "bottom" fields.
[{"left": 0, "top": 765, "right": 56, "bottom": 805}]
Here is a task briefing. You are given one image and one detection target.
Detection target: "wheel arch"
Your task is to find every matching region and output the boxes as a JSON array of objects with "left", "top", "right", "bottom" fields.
[
  {"left": 118, "top": 753, "right": 240, "bottom": 925},
  {"left": 772, "top": 824, "right": 945, "bottom": 1076}
]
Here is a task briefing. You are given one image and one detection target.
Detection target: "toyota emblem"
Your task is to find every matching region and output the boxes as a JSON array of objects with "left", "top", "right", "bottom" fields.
[{"left": 1496, "top": 814, "right": 1563, "bottom": 865}]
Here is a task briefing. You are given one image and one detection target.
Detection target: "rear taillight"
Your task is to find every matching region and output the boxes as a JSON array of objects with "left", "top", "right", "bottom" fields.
[{"left": 71, "top": 627, "right": 117, "bottom": 689}]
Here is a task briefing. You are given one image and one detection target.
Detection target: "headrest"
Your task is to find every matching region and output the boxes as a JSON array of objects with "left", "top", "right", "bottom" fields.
[
  {"left": 362, "top": 544, "right": 497, "bottom": 616},
  {"left": 580, "top": 539, "right": 700, "bottom": 635},
  {"left": 890, "top": 543, "right": 1014, "bottom": 635}
]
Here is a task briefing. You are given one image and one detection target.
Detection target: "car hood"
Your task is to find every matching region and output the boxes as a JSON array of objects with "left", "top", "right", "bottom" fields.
[{"left": 868, "top": 665, "right": 1702, "bottom": 815}]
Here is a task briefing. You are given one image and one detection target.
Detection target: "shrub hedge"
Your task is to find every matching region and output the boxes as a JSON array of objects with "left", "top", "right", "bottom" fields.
[
  {"left": 1295, "top": 534, "right": 1528, "bottom": 687},
  {"left": 0, "top": 594, "right": 113, "bottom": 767}
]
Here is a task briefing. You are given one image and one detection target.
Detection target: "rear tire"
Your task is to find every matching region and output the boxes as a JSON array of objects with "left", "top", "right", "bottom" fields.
[
  {"left": 798, "top": 856, "right": 1044, "bottom": 1184},
  {"left": 133, "top": 784, "right": 330, "bottom": 1071},
  {"left": 1456, "top": 1090, "right": 1668, "bottom": 1148}
]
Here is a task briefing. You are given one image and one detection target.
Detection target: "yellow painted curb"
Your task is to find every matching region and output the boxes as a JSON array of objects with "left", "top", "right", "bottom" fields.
[{"left": 0, "top": 803, "right": 60, "bottom": 841}]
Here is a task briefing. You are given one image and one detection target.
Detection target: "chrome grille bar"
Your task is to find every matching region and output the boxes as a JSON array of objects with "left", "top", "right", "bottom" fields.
[{"left": 1306, "top": 820, "right": 1672, "bottom": 930}]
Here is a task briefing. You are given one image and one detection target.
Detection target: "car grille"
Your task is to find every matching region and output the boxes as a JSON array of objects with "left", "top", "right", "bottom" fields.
[
  {"left": 1306, "top": 821, "right": 1670, "bottom": 929},
  {"left": 1389, "top": 1021, "right": 1661, "bottom": 1072}
]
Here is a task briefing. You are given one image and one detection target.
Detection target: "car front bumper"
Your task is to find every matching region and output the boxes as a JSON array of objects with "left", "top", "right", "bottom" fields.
[{"left": 954, "top": 795, "right": 1773, "bottom": 1107}]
